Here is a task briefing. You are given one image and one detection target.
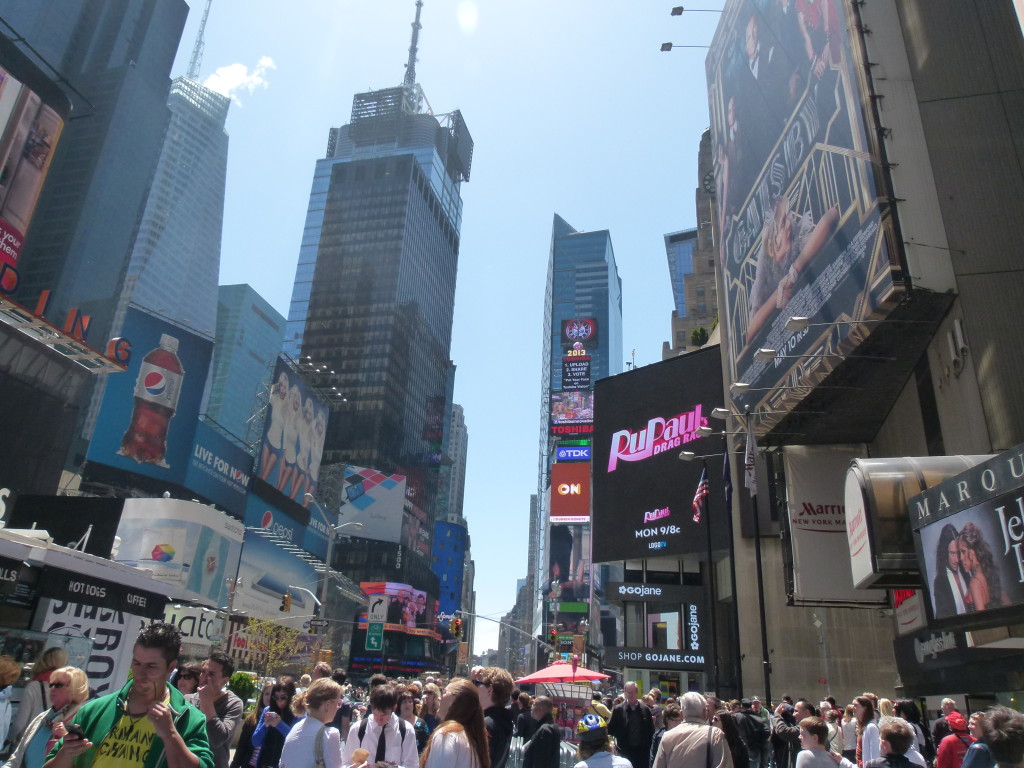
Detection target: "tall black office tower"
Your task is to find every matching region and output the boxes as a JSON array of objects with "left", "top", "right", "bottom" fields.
[
  {"left": 283, "top": 2, "right": 472, "bottom": 675},
  {"left": 0, "top": 1, "right": 188, "bottom": 345},
  {"left": 284, "top": 2, "right": 471, "bottom": 481}
]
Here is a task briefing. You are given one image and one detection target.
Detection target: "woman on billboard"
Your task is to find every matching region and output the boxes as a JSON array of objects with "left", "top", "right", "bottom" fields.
[
  {"left": 746, "top": 194, "right": 839, "bottom": 341},
  {"left": 958, "top": 522, "right": 1008, "bottom": 611}
]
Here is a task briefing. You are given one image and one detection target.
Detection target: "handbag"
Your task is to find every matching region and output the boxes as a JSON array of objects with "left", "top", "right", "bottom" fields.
[{"left": 314, "top": 724, "right": 330, "bottom": 768}]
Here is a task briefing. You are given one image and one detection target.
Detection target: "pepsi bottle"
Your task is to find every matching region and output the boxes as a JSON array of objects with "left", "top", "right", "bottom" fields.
[{"left": 119, "top": 333, "right": 184, "bottom": 466}]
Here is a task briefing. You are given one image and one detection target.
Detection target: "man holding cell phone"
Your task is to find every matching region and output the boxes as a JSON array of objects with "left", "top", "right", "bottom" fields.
[{"left": 44, "top": 622, "right": 214, "bottom": 768}]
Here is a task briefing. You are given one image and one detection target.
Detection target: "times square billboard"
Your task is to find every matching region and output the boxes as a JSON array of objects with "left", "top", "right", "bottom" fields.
[
  {"left": 592, "top": 347, "right": 729, "bottom": 562},
  {"left": 707, "top": 0, "right": 904, "bottom": 425}
]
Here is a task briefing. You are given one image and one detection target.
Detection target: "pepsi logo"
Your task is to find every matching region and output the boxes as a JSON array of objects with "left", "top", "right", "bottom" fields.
[
  {"left": 144, "top": 371, "right": 166, "bottom": 396},
  {"left": 261, "top": 510, "right": 273, "bottom": 528}
]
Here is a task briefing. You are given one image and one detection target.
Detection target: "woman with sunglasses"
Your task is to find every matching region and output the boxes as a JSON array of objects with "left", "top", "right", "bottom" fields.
[
  {"left": 3, "top": 666, "right": 89, "bottom": 768},
  {"left": 171, "top": 665, "right": 203, "bottom": 695},
  {"left": 253, "top": 681, "right": 300, "bottom": 768},
  {"left": 5, "top": 648, "right": 68, "bottom": 751}
]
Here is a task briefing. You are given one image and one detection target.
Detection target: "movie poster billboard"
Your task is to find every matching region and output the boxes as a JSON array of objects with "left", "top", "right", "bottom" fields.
[
  {"left": 114, "top": 498, "right": 244, "bottom": 609},
  {"left": 0, "top": 34, "right": 71, "bottom": 293},
  {"left": 185, "top": 421, "right": 253, "bottom": 516},
  {"left": 592, "top": 347, "right": 728, "bottom": 562},
  {"left": 911, "top": 443, "right": 1024, "bottom": 629},
  {"left": 550, "top": 463, "right": 591, "bottom": 524},
  {"left": 401, "top": 467, "right": 432, "bottom": 559},
  {"left": 256, "top": 357, "right": 329, "bottom": 506},
  {"left": 339, "top": 464, "right": 406, "bottom": 545},
  {"left": 86, "top": 307, "right": 213, "bottom": 486},
  {"left": 707, "top": 0, "right": 903, "bottom": 424}
]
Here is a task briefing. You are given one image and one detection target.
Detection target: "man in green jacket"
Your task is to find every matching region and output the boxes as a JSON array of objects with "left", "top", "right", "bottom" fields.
[{"left": 45, "top": 622, "right": 213, "bottom": 768}]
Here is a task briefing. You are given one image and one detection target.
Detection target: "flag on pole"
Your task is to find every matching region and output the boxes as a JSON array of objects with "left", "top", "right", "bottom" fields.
[
  {"left": 744, "top": 418, "right": 758, "bottom": 496},
  {"left": 692, "top": 464, "right": 709, "bottom": 523},
  {"left": 723, "top": 444, "right": 733, "bottom": 512}
]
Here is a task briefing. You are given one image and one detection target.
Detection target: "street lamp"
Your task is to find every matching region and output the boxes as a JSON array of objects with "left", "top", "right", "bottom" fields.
[{"left": 304, "top": 493, "right": 363, "bottom": 605}]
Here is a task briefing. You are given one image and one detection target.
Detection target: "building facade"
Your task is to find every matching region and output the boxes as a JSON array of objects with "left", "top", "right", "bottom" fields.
[
  {"left": 532, "top": 214, "right": 623, "bottom": 669},
  {"left": 283, "top": 11, "right": 472, "bottom": 678},
  {"left": 205, "top": 284, "right": 286, "bottom": 445}
]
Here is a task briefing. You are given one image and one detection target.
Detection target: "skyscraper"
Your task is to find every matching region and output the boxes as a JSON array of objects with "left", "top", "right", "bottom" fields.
[
  {"left": 284, "top": 5, "right": 471, "bottom": 478},
  {"left": 283, "top": 2, "right": 472, "bottom": 677},
  {"left": 0, "top": 0, "right": 189, "bottom": 345},
  {"left": 205, "top": 284, "right": 286, "bottom": 445},
  {"left": 534, "top": 213, "right": 622, "bottom": 665}
]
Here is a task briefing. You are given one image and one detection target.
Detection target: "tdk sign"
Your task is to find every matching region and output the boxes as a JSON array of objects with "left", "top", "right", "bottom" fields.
[{"left": 556, "top": 445, "right": 591, "bottom": 462}]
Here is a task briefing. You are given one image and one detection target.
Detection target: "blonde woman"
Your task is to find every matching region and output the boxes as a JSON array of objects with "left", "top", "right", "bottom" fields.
[
  {"left": 6, "top": 648, "right": 68, "bottom": 748},
  {"left": 280, "top": 679, "right": 344, "bottom": 768},
  {"left": 3, "top": 666, "right": 89, "bottom": 768}
]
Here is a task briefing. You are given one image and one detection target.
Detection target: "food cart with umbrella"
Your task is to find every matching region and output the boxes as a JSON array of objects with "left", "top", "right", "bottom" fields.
[{"left": 516, "top": 660, "right": 610, "bottom": 746}]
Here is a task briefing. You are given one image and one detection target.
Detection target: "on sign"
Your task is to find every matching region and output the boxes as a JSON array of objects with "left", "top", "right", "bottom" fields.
[{"left": 551, "top": 464, "right": 590, "bottom": 522}]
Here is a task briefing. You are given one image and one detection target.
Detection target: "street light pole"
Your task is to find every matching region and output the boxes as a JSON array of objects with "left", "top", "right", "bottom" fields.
[{"left": 304, "top": 493, "right": 363, "bottom": 607}]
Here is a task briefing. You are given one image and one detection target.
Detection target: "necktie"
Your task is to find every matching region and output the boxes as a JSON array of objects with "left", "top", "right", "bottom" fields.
[{"left": 375, "top": 724, "right": 387, "bottom": 763}]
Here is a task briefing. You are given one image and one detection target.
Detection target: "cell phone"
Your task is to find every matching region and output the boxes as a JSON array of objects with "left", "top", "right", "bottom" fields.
[{"left": 65, "top": 724, "right": 85, "bottom": 740}]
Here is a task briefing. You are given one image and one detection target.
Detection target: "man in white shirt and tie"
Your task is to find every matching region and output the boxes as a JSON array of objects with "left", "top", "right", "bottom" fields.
[
  {"left": 341, "top": 685, "right": 418, "bottom": 768},
  {"left": 932, "top": 523, "right": 969, "bottom": 618}
]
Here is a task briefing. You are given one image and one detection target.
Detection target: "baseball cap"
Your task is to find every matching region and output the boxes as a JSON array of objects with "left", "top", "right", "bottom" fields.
[{"left": 947, "top": 713, "right": 968, "bottom": 732}]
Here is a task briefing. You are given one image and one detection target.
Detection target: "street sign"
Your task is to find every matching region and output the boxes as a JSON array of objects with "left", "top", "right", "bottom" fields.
[
  {"left": 366, "top": 622, "right": 384, "bottom": 651},
  {"left": 309, "top": 618, "right": 328, "bottom": 629},
  {"left": 368, "top": 596, "right": 387, "bottom": 623}
]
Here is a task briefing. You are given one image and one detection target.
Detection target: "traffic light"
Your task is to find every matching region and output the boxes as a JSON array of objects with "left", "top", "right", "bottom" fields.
[
  {"left": 451, "top": 618, "right": 462, "bottom": 638},
  {"left": 279, "top": 593, "right": 292, "bottom": 612},
  {"left": 548, "top": 627, "right": 558, "bottom": 645}
]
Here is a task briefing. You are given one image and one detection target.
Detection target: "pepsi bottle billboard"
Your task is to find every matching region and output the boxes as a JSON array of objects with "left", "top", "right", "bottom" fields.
[{"left": 87, "top": 306, "right": 212, "bottom": 487}]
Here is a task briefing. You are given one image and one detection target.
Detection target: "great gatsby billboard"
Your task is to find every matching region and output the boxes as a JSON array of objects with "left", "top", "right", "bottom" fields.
[{"left": 706, "top": 0, "right": 904, "bottom": 421}]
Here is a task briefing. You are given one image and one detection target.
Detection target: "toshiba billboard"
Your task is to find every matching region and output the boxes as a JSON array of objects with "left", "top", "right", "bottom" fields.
[{"left": 550, "top": 463, "right": 590, "bottom": 523}]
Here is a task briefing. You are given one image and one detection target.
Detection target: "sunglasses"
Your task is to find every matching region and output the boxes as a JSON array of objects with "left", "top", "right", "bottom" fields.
[
  {"left": 274, "top": 695, "right": 290, "bottom": 701},
  {"left": 48, "top": 682, "right": 67, "bottom": 689}
]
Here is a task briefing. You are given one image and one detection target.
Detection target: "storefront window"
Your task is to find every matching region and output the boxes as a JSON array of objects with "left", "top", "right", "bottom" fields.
[
  {"left": 624, "top": 602, "right": 644, "bottom": 646},
  {"left": 646, "top": 602, "right": 681, "bottom": 649}
]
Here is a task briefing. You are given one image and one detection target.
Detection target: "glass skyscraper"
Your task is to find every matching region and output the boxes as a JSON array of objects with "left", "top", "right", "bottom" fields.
[
  {"left": 1, "top": 0, "right": 189, "bottom": 345},
  {"left": 284, "top": 84, "right": 472, "bottom": 474},
  {"left": 534, "top": 213, "right": 622, "bottom": 661}
]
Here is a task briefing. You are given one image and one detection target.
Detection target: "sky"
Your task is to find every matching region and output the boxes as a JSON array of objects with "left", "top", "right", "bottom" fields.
[{"left": 169, "top": 0, "right": 725, "bottom": 655}]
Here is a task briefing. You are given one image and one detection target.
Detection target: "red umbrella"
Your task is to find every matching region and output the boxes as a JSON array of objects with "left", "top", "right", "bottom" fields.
[{"left": 515, "top": 661, "right": 609, "bottom": 684}]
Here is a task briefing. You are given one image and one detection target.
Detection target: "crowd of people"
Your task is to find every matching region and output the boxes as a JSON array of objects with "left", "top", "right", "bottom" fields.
[{"left": 1, "top": 631, "right": 1022, "bottom": 768}]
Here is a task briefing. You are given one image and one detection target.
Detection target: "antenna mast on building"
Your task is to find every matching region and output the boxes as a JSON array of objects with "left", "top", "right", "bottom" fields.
[
  {"left": 403, "top": 0, "right": 424, "bottom": 87},
  {"left": 187, "top": 0, "right": 214, "bottom": 80}
]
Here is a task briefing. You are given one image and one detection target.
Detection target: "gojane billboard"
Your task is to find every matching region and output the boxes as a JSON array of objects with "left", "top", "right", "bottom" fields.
[
  {"left": 706, "top": 0, "right": 903, "bottom": 427},
  {"left": 550, "top": 463, "right": 590, "bottom": 523},
  {"left": 910, "top": 443, "right": 1024, "bottom": 631},
  {"left": 604, "top": 586, "right": 710, "bottom": 671},
  {"left": 592, "top": 347, "right": 728, "bottom": 562},
  {"left": 87, "top": 306, "right": 213, "bottom": 486}
]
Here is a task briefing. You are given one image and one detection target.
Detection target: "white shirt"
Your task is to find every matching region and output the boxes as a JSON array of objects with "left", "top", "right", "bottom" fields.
[
  {"left": 280, "top": 718, "right": 343, "bottom": 768},
  {"left": 575, "top": 752, "right": 634, "bottom": 768},
  {"left": 342, "top": 714, "right": 418, "bottom": 768},
  {"left": 946, "top": 568, "right": 967, "bottom": 614},
  {"left": 423, "top": 728, "right": 480, "bottom": 768}
]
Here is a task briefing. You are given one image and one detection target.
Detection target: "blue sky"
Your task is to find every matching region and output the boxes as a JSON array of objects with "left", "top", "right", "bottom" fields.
[{"left": 170, "top": 0, "right": 724, "bottom": 654}]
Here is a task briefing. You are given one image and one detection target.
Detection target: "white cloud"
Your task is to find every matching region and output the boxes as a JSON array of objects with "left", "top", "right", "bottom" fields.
[{"left": 204, "top": 56, "right": 276, "bottom": 105}]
